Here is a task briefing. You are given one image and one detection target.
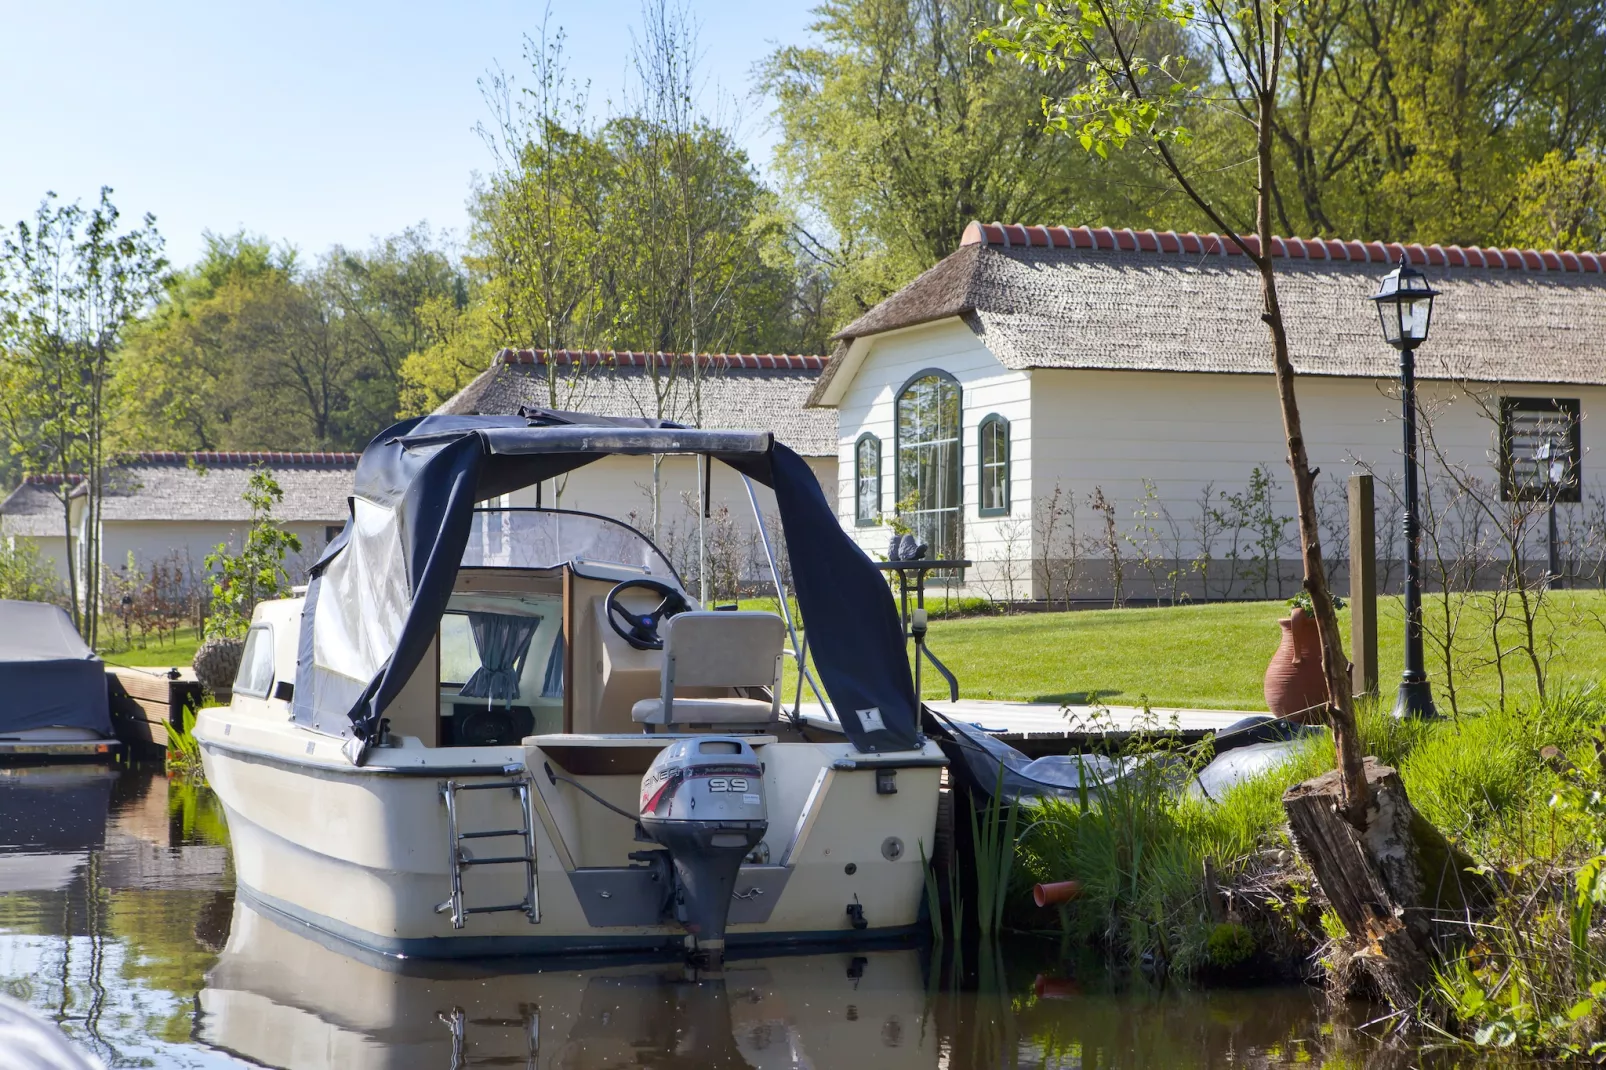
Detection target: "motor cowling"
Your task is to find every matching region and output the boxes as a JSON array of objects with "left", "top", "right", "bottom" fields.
[{"left": 638, "top": 736, "right": 767, "bottom": 963}]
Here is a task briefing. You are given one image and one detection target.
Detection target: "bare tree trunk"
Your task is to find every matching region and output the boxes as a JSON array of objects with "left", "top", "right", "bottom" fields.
[{"left": 1253, "top": 72, "right": 1370, "bottom": 823}]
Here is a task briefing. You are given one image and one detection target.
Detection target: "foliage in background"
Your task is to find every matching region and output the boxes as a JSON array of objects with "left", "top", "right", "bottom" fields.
[
  {"left": 116, "top": 226, "right": 466, "bottom": 450},
  {"left": 762, "top": 0, "right": 1159, "bottom": 323},
  {"left": 0, "top": 536, "right": 65, "bottom": 605},
  {"left": 0, "top": 188, "right": 167, "bottom": 645},
  {"left": 202, "top": 469, "right": 301, "bottom": 639}
]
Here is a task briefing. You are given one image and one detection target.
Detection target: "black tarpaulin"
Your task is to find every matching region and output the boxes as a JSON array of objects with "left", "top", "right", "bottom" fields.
[
  {"left": 294, "top": 414, "right": 920, "bottom": 759},
  {"left": 0, "top": 600, "right": 112, "bottom": 736}
]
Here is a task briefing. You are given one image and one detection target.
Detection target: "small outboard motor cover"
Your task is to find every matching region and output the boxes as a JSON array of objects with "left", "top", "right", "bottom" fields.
[{"left": 638, "top": 736, "right": 768, "bottom": 962}]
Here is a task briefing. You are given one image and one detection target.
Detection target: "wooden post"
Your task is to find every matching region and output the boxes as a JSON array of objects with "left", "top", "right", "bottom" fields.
[{"left": 1348, "top": 474, "right": 1378, "bottom": 698}]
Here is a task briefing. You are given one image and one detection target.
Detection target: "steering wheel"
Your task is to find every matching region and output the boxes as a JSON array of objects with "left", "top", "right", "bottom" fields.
[{"left": 605, "top": 578, "right": 692, "bottom": 650}]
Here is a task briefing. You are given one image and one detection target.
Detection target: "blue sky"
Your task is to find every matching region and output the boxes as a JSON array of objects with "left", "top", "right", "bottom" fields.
[{"left": 0, "top": 1, "right": 815, "bottom": 267}]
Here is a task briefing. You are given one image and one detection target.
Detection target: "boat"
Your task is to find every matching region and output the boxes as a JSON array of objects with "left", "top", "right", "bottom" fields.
[
  {"left": 195, "top": 412, "right": 946, "bottom": 962},
  {"left": 0, "top": 599, "right": 120, "bottom": 762},
  {"left": 200, "top": 898, "right": 937, "bottom": 1069}
]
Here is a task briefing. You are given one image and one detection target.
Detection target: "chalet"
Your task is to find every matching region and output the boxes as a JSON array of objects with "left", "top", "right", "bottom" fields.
[
  {"left": 1, "top": 452, "right": 359, "bottom": 598},
  {"left": 809, "top": 223, "right": 1606, "bottom": 601}
]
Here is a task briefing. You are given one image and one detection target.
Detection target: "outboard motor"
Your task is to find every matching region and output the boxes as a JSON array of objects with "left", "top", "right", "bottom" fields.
[{"left": 638, "top": 737, "right": 767, "bottom": 965}]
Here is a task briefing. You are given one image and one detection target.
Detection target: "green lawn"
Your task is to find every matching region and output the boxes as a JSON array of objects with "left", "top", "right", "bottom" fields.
[
  {"left": 105, "top": 592, "right": 1606, "bottom": 712},
  {"left": 99, "top": 625, "right": 204, "bottom": 669},
  {"left": 755, "top": 590, "right": 1606, "bottom": 714}
]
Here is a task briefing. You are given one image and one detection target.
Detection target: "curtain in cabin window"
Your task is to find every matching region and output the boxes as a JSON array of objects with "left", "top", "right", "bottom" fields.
[
  {"left": 541, "top": 630, "right": 565, "bottom": 698},
  {"left": 458, "top": 612, "right": 540, "bottom": 705}
]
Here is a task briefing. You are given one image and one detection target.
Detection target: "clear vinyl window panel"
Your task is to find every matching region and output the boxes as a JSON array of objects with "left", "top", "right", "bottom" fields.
[
  {"left": 463, "top": 509, "right": 680, "bottom": 580},
  {"left": 896, "top": 373, "right": 962, "bottom": 559}
]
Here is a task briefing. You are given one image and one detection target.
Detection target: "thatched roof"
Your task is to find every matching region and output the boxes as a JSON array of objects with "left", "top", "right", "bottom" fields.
[
  {"left": 810, "top": 222, "right": 1606, "bottom": 405},
  {"left": 439, "top": 349, "right": 838, "bottom": 457}
]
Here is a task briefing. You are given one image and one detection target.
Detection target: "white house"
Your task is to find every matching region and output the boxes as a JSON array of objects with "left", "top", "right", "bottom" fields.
[
  {"left": 1, "top": 452, "right": 359, "bottom": 599},
  {"left": 437, "top": 348, "right": 838, "bottom": 595},
  {"left": 809, "top": 223, "right": 1606, "bottom": 602},
  {"left": 0, "top": 474, "right": 80, "bottom": 589}
]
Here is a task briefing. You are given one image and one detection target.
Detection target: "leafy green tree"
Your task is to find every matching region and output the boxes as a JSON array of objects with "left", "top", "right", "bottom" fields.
[
  {"left": 203, "top": 469, "right": 302, "bottom": 640},
  {"left": 116, "top": 227, "right": 466, "bottom": 450},
  {"left": 764, "top": 0, "right": 1165, "bottom": 322},
  {"left": 0, "top": 188, "right": 166, "bottom": 642}
]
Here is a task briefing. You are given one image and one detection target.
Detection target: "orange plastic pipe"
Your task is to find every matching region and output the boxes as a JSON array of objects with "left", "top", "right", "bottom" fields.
[
  {"left": 1033, "top": 879, "right": 1084, "bottom": 908},
  {"left": 1033, "top": 973, "right": 1084, "bottom": 999}
]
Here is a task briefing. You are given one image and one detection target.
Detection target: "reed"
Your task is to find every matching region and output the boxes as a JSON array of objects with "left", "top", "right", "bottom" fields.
[
  {"left": 165, "top": 702, "right": 204, "bottom": 777},
  {"left": 969, "top": 765, "right": 1020, "bottom": 939}
]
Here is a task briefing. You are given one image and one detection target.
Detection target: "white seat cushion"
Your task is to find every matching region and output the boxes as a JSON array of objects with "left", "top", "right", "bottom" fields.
[{"left": 631, "top": 696, "right": 776, "bottom": 726}]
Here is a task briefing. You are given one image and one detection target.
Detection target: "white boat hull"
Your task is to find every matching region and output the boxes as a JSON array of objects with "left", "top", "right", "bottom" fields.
[{"left": 199, "top": 708, "right": 943, "bottom": 958}]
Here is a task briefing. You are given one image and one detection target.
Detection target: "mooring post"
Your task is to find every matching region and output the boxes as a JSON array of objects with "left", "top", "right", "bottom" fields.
[{"left": 1348, "top": 473, "right": 1378, "bottom": 698}]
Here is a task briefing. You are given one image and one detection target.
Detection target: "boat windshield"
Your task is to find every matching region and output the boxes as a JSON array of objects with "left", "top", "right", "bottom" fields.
[{"left": 462, "top": 509, "right": 680, "bottom": 583}]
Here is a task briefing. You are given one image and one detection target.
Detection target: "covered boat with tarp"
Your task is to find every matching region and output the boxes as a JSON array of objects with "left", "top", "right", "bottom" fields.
[
  {"left": 0, "top": 600, "right": 118, "bottom": 761},
  {"left": 195, "top": 412, "right": 945, "bottom": 962}
]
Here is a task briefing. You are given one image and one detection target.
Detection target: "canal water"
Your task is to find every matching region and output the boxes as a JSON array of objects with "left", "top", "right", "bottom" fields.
[{"left": 0, "top": 765, "right": 1462, "bottom": 1068}]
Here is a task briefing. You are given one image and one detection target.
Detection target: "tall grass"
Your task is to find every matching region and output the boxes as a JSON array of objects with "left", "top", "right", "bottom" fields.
[
  {"left": 1016, "top": 686, "right": 1606, "bottom": 992},
  {"left": 1016, "top": 723, "right": 1328, "bottom": 973},
  {"left": 165, "top": 702, "right": 204, "bottom": 778}
]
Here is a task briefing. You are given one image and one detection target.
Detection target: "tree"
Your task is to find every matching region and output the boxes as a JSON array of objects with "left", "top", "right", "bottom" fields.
[
  {"left": 116, "top": 227, "right": 466, "bottom": 450},
  {"left": 114, "top": 232, "right": 295, "bottom": 450},
  {"left": 980, "top": 0, "right": 1366, "bottom": 816},
  {"left": 203, "top": 469, "right": 302, "bottom": 639},
  {"left": 0, "top": 188, "right": 166, "bottom": 643},
  {"left": 765, "top": 0, "right": 1161, "bottom": 323}
]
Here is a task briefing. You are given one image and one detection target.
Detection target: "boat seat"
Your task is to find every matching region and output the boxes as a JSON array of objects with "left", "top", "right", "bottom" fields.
[{"left": 631, "top": 611, "right": 785, "bottom": 728}]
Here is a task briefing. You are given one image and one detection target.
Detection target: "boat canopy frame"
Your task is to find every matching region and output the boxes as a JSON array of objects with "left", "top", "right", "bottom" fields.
[{"left": 292, "top": 411, "right": 921, "bottom": 763}]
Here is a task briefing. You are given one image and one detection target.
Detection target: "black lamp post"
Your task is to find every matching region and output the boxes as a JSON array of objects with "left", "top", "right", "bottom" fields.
[{"left": 1371, "top": 255, "right": 1440, "bottom": 720}]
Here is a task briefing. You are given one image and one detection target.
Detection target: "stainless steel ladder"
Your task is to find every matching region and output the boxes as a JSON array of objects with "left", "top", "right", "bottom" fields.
[
  {"left": 440, "top": 1005, "right": 539, "bottom": 1069},
  {"left": 436, "top": 776, "right": 540, "bottom": 928}
]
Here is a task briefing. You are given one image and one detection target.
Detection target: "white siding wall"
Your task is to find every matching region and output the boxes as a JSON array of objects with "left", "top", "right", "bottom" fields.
[
  {"left": 833, "top": 320, "right": 1033, "bottom": 588},
  {"left": 4, "top": 533, "right": 72, "bottom": 588},
  {"left": 1031, "top": 370, "right": 1606, "bottom": 598}
]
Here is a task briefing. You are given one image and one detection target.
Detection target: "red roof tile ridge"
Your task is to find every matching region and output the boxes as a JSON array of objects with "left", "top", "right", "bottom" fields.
[
  {"left": 960, "top": 221, "right": 1606, "bottom": 273},
  {"left": 20, "top": 473, "right": 84, "bottom": 485},
  {"left": 494, "top": 348, "right": 830, "bottom": 370},
  {"left": 122, "top": 451, "right": 361, "bottom": 465}
]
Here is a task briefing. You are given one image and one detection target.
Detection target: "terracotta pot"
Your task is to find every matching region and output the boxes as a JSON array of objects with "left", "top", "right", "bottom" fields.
[{"left": 1263, "top": 607, "right": 1327, "bottom": 722}]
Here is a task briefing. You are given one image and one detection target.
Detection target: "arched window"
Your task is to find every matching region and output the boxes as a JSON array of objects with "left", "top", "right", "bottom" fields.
[
  {"left": 978, "top": 414, "right": 1011, "bottom": 516},
  {"left": 895, "top": 370, "right": 963, "bottom": 558},
  {"left": 854, "top": 433, "right": 881, "bottom": 525}
]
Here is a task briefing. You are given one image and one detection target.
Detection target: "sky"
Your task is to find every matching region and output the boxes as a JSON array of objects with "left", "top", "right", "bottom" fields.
[{"left": 0, "top": 1, "right": 816, "bottom": 268}]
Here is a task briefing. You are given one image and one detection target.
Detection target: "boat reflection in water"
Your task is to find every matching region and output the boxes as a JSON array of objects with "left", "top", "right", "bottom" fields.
[{"left": 201, "top": 900, "right": 936, "bottom": 1069}]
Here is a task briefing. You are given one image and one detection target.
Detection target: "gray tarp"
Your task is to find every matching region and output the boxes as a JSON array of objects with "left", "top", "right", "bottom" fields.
[
  {"left": 933, "top": 711, "right": 1322, "bottom": 805},
  {"left": 0, "top": 600, "right": 111, "bottom": 736}
]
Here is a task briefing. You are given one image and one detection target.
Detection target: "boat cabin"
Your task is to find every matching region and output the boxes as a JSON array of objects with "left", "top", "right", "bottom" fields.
[{"left": 241, "top": 507, "right": 795, "bottom": 750}]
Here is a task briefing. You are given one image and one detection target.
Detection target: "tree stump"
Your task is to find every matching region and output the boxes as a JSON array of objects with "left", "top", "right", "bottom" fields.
[{"left": 1283, "top": 758, "right": 1488, "bottom": 1008}]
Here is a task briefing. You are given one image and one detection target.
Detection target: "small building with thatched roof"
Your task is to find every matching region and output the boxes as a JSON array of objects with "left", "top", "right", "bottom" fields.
[{"left": 809, "top": 222, "right": 1606, "bottom": 602}]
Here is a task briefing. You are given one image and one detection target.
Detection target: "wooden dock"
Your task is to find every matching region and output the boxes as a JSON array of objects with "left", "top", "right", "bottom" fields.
[{"left": 107, "top": 667, "right": 204, "bottom": 756}]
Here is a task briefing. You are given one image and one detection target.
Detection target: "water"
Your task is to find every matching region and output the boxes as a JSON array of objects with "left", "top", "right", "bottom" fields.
[{"left": 0, "top": 765, "right": 1445, "bottom": 1068}]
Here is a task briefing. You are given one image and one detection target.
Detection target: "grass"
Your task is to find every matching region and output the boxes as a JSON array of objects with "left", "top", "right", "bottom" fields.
[
  {"left": 748, "top": 589, "right": 1606, "bottom": 714},
  {"left": 98, "top": 625, "right": 203, "bottom": 668}
]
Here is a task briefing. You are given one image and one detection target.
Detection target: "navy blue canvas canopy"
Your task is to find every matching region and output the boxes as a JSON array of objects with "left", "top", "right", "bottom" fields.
[
  {"left": 0, "top": 600, "right": 112, "bottom": 737},
  {"left": 294, "top": 413, "right": 921, "bottom": 760}
]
